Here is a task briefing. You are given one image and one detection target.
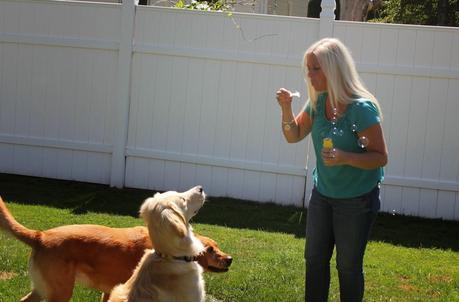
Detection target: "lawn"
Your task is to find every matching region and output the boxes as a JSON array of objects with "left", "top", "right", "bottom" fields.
[{"left": 0, "top": 173, "right": 458, "bottom": 301}]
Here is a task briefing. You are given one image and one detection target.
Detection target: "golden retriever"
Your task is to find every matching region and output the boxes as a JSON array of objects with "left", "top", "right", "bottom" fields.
[
  {"left": 0, "top": 187, "right": 231, "bottom": 302},
  {"left": 108, "top": 185, "right": 207, "bottom": 302}
]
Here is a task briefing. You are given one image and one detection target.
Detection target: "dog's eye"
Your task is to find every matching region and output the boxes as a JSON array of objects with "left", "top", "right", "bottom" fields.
[{"left": 206, "top": 246, "right": 214, "bottom": 253}]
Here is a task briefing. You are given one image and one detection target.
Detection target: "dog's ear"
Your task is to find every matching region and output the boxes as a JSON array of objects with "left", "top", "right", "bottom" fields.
[
  {"left": 161, "top": 206, "right": 187, "bottom": 238},
  {"left": 139, "top": 197, "right": 158, "bottom": 225}
]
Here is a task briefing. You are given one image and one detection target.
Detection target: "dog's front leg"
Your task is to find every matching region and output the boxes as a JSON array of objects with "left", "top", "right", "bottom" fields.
[{"left": 101, "top": 292, "right": 110, "bottom": 302}]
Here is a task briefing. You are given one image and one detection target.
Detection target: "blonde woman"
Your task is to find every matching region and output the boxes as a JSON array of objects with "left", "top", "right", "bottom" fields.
[{"left": 276, "top": 38, "right": 388, "bottom": 302}]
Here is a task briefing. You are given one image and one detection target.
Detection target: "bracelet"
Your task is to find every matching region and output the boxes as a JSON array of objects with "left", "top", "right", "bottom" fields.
[
  {"left": 282, "top": 119, "right": 295, "bottom": 125},
  {"left": 282, "top": 119, "right": 295, "bottom": 131}
]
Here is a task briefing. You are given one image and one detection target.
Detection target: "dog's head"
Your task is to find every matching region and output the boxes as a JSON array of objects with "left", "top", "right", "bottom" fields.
[
  {"left": 140, "top": 186, "right": 206, "bottom": 257},
  {"left": 195, "top": 235, "right": 233, "bottom": 273}
]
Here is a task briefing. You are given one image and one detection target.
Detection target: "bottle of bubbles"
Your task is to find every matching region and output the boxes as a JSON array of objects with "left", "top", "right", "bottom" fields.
[{"left": 358, "top": 136, "right": 369, "bottom": 149}]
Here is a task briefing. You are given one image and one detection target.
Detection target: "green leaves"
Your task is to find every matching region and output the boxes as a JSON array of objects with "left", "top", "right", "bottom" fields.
[{"left": 174, "top": 0, "right": 232, "bottom": 12}]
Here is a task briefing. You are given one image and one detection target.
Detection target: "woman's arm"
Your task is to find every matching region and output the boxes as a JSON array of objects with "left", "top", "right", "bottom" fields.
[
  {"left": 276, "top": 88, "right": 313, "bottom": 143},
  {"left": 322, "top": 123, "right": 388, "bottom": 169}
]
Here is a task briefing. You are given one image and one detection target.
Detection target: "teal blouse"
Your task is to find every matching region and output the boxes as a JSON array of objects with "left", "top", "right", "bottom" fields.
[{"left": 305, "top": 93, "right": 384, "bottom": 198}]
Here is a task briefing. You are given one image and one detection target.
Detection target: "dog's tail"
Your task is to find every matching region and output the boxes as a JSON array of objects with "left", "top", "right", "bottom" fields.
[{"left": 0, "top": 196, "right": 41, "bottom": 248}]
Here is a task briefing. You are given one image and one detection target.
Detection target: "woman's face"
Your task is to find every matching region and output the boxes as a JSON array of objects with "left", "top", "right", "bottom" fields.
[{"left": 306, "top": 53, "right": 327, "bottom": 91}]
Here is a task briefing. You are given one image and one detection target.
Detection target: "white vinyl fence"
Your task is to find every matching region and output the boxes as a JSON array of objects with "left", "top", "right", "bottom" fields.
[{"left": 0, "top": 0, "right": 458, "bottom": 220}]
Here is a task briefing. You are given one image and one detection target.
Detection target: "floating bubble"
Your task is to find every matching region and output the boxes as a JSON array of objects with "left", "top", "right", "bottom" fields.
[
  {"left": 290, "top": 91, "right": 301, "bottom": 98},
  {"left": 351, "top": 124, "right": 357, "bottom": 132},
  {"left": 337, "top": 129, "right": 344, "bottom": 136},
  {"left": 332, "top": 127, "right": 338, "bottom": 135},
  {"left": 330, "top": 115, "right": 338, "bottom": 125},
  {"left": 357, "top": 136, "right": 369, "bottom": 148},
  {"left": 392, "top": 209, "right": 396, "bottom": 216}
]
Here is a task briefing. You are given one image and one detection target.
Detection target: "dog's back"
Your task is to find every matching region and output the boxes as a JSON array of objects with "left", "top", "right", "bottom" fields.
[{"left": 0, "top": 197, "right": 151, "bottom": 300}]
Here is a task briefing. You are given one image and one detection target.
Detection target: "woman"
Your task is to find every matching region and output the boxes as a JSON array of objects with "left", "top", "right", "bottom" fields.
[{"left": 276, "top": 38, "right": 388, "bottom": 302}]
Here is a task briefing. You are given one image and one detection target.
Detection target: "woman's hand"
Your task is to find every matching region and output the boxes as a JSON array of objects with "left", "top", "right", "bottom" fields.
[
  {"left": 276, "top": 88, "right": 293, "bottom": 108},
  {"left": 322, "top": 148, "right": 346, "bottom": 166}
]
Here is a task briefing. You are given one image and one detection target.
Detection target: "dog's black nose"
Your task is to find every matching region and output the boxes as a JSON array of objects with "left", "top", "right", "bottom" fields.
[
  {"left": 197, "top": 186, "right": 203, "bottom": 193},
  {"left": 226, "top": 256, "right": 233, "bottom": 266}
]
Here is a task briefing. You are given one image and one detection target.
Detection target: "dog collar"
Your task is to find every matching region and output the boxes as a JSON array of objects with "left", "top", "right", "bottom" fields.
[{"left": 155, "top": 251, "right": 198, "bottom": 262}]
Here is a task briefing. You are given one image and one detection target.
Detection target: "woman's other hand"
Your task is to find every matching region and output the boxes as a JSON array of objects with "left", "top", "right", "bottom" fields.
[
  {"left": 322, "top": 148, "right": 346, "bottom": 166},
  {"left": 276, "top": 88, "right": 293, "bottom": 108}
]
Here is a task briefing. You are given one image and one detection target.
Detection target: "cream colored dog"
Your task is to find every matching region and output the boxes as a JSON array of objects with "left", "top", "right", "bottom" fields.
[{"left": 108, "top": 186, "right": 207, "bottom": 302}]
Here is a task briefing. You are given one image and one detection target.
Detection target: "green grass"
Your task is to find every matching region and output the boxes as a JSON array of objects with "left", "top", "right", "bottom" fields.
[{"left": 0, "top": 173, "right": 458, "bottom": 301}]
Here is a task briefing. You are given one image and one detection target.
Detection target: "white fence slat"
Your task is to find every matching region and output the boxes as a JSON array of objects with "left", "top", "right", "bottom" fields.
[
  {"left": 437, "top": 191, "right": 457, "bottom": 220},
  {"left": 227, "top": 168, "right": 245, "bottom": 200},
  {"left": 418, "top": 189, "right": 437, "bottom": 219},
  {"left": 385, "top": 76, "right": 411, "bottom": 177},
  {"left": 396, "top": 28, "right": 417, "bottom": 66},
  {"left": 383, "top": 186, "right": 403, "bottom": 215},
  {"left": 361, "top": 27, "right": 380, "bottom": 64},
  {"left": 259, "top": 173, "right": 277, "bottom": 202},
  {"left": 439, "top": 80, "right": 459, "bottom": 182},
  {"left": 401, "top": 188, "right": 420, "bottom": 217},
  {"left": 432, "top": 31, "right": 453, "bottom": 69},
  {"left": 455, "top": 193, "right": 459, "bottom": 220},
  {"left": 211, "top": 166, "right": 229, "bottom": 197},
  {"left": 110, "top": 0, "right": 135, "bottom": 188},
  {"left": 194, "top": 165, "right": 213, "bottom": 194},
  {"left": 377, "top": 27, "right": 398, "bottom": 66},
  {"left": 452, "top": 33, "right": 459, "bottom": 70},
  {"left": 242, "top": 170, "right": 261, "bottom": 201},
  {"left": 182, "top": 59, "right": 204, "bottom": 156},
  {"left": 0, "top": 44, "right": 18, "bottom": 134},
  {"left": 179, "top": 163, "right": 198, "bottom": 192},
  {"left": 163, "top": 161, "right": 181, "bottom": 190},
  {"left": 422, "top": 79, "right": 448, "bottom": 180},
  {"left": 198, "top": 60, "right": 221, "bottom": 157},
  {"left": 403, "top": 77, "right": 429, "bottom": 178},
  {"left": 414, "top": 29, "right": 434, "bottom": 68},
  {"left": 213, "top": 61, "right": 237, "bottom": 159}
]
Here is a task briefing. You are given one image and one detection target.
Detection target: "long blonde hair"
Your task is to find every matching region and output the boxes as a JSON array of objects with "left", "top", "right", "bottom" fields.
[{"left": 303, "top": 38, "right": 382, "bottom": 118}]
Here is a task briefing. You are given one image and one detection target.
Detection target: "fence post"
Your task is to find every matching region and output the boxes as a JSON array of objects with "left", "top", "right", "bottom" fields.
[
  {"left": 319, "top": 0, "right": 336, "bottom": 38},
  {"left": 110, "top": 0, "right": 137, "bottom": 188}
]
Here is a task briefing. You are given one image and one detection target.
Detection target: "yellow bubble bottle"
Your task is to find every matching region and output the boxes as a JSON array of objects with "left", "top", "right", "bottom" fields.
[{"left": 323, "top": 137, "right": 333, "bottom": 149}]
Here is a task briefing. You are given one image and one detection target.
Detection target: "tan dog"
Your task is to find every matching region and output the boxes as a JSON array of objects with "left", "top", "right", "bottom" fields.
[
  {"left": 0, "top": 188, "right": 231, "bottom": 302},
  {"left": 108, "top": 186, "right": 207, "bottom": 302}
]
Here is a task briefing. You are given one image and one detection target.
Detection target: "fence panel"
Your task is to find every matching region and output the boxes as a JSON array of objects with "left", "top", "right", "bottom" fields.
[
  {"left": 333, "top": 22, "right": 459, "bottom": 219},
  {"left": 124, "top": 7, "right": 317, "bottom": 205},
  {"left": 0, "top": 0, "right": 458, "bottom": 219},
  {"left": 0, "top": 0, "right": 120, "bottom": 184}
]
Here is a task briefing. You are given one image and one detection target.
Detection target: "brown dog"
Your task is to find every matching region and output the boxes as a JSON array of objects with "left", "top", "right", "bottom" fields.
[{"left": 0, "top": 195, "right": 232, "bottom": 302}]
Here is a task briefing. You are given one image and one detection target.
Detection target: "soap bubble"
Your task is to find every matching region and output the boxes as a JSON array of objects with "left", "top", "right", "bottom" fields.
[
  {"left": 351, "top": 124, "right": 357, "bottom": 132},
  {"left": 290, "top": 91, "right": 301, "bottom": 98},
  {"left": 330, "top": 115, "right": 338, "bottom": 125},
  {"left": 357, "top": 136, "right": 369, "bottom": 148}
]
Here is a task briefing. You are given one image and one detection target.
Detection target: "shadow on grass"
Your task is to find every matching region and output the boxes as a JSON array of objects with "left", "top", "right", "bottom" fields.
[{"left": 1, "top": 173, "right": 458, "bottom": 251}]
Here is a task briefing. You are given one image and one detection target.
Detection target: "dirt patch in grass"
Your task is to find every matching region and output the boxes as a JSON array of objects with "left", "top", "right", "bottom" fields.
[
  {"left": 398, "top": 275, "right": 419, "bottom": 292},
  {"left": 428, "top": 274, "right": 453, "bottom": 284},
  {"left": 0, "top": 271, "right": 17, "bottom": 280}
]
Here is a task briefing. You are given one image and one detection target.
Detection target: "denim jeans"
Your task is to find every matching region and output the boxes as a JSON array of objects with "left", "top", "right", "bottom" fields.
[{"left": 305, "top": 185, "right": 380, "bottom": 302}]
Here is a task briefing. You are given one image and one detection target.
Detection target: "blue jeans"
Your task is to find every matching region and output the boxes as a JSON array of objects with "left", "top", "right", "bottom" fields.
[{"left": 305, "top": 185, "right": 380, "bottom": 302}]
